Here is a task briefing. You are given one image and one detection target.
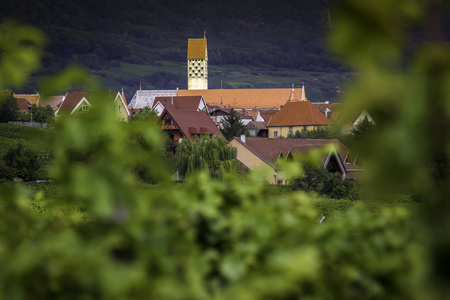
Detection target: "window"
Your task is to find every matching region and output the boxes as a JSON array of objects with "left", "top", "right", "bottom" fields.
[
  {"left": 303, "top": 125, "right": 308, "bottom": 131},
  {"left": 119, "top": 105, "right": 121, "bottom": 112},
  {"left": 289, "top": 126, "right": 293, "bottom": 132},
  {"left": 164, "top": 118, "right": 171, "bottom": 125},
  {"left": 81, "top": 104, "right": 89, "bottom": 112},
  {"left": 274, "top": 131, "right": 278, "bottom": 138}
]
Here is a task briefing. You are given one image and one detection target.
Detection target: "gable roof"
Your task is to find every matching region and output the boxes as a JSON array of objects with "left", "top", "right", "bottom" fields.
[
  {"left": 177, "top": 88, "right": 303, "bottom": 109},
  {"left": 57, "top": 91, "right": 89, "bottom": 114},
  {"left": 16, "top": 98, "right": 32, "bottom": 112},
  {"left": 153, "top": 96, "right": 206, "bottom": 112},
  {"left": 187, "top": 38, "right": 207, "bottom": 59},
  {"left": 114, "top": 92, "right": 131, "bottom": 116},
  {"left": 162, "top": 107, "right": 224, "bottom": 140},
  {"left": 129, "top": 90, "right": 178, "bottom": 109},
  {"left": 233, "top": 137, "right": 353, "bottom": 170},
  {"left": 13, "top": 93, "right": 40, "bottom": 105},
  {"left": 268, "top": 101, "right": 332, "bottom": 127}
]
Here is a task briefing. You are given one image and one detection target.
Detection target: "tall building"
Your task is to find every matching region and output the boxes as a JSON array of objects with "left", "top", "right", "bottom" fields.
[{"left": 187, "top": 37, "right": 208, "bottom": 90}]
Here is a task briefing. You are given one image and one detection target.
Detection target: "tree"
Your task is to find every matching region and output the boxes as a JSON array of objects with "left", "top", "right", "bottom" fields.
[
  {"left": 2, "top": 142, "right": 43, "bottom": 181},
  {"left": 350, "top": 115, "right": 375, "bottom": 142},
  {"left": 17, "top": 104, "right": 55, "bottom": 123},
  {"left": 175, "top": 135, "right": 238, "bottom": 179},
  {"left": 220, "top": 108, "right": 247, "bottom": 141},
  {"left": 0, "top": 94, "right": 19, "bottom": 123}
]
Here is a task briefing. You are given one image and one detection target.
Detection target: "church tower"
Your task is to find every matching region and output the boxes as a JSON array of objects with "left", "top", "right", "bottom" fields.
[{"left": 187, "top": 36, "right": 208, "bottom": 90}]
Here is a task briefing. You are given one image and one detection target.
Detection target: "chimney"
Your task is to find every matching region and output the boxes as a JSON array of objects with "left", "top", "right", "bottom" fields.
[{"left": 240, "top": 135, "right": 246, "bottom": 144}]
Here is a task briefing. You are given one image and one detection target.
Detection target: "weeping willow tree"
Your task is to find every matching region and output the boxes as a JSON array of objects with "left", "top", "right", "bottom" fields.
[{"left": 175, "top": 135, "right": 239, "bottom": 179}]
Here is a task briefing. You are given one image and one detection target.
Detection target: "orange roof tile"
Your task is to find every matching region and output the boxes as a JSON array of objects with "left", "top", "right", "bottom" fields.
[
  {"left": 187, "top": 39, "right": 207, "bottom": 59},
  {"left": 268, "top": 101, "right": 332, "bottom": 127},
  {"left": 177, "top": 88, "right": 303, "bottom": 109}
]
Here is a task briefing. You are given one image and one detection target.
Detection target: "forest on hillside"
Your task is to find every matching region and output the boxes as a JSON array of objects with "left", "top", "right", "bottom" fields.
[
  {"left": 0, "top": 0, "right": 346, "bottom": 94},
  {"left": 2, "top": 0, "right": 449, "bottom": 99}
]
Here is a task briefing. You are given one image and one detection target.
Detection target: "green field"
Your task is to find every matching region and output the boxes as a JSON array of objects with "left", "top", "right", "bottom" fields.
[{"left": 0, "top": 124, "right": 53, "bottom": 157}]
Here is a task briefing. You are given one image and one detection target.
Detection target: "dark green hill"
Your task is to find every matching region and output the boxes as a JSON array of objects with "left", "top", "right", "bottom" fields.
[{"left": 1, "top": 0, "right": 354, "bottom": 101}]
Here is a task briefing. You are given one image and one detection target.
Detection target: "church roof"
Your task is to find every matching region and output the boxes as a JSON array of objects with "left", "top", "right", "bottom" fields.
[
  {"left": 177, "top": 88, "right": 303, "bottom": 109},
  {"left": 187, "top": 38, "right": 207, "bottom": 60}
]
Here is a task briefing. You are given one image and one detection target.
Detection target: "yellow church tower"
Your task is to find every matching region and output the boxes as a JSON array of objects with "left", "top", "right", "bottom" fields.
[{"left": 187, "top": 36, "right": 208, "bottom": 90}]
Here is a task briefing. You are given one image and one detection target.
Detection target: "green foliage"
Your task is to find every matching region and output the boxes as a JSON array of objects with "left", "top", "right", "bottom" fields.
[
  {"left": 290, "top": 164, "right": 360, "bottom": 200},
  {"left": 0, "top": 3, "right": 449, "bottom": 297},
  {"left": 0, "top": 21, "right": 45, "bottom": 89},
  {"left": 287, "top": 125, "right": 352, "bottom": 146},
  {"left": 0, "top": 94, "right": 19, "bottom": 122},
  {"left": 220, "top": 108, "right": 247, "bottom": 141},
  {"left": 130, "top": 107, "right": 157, "bottom": 122},
  {"left": 175, "top": 135, "right": 238, "bottom": 179},
  {"left": 17, "top": 104, "right": 55, "bottom": 124},
  {"left": 350, "top": 115, "right": 375, "bottom": 142},
  {"left": 1, "top": 142, "right": 43, "bottom": 181}
]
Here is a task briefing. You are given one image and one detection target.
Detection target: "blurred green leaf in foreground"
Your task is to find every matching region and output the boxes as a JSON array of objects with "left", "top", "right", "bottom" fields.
[{"left": 0, "top": 0, "right": 449, "bottom": 297}]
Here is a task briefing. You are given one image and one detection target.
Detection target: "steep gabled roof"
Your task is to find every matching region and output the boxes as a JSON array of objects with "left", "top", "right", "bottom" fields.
[
  {"left": 114, "top": 92, "right": 131, "bottom": 116},
  {"left": 187, "top": 38, "right": 207, "bottom": 59},
  {"left": 162, "top": 107, "right": 224, "bottom": 140},
  {"left": 129, "top": 90, "right": 178, "bottom": 109},
  {"left": 177, "top": 88, "right": 303, "bottom": 109},
  {"left": 153, "top": 96, "right": 206, "bottom": 112},
  {"left": 57, "top": 91, "right": 90, "bottom": 114},
  {"left": 16, "top": 98, "right": 32, "bottom": 112},
  {"left": 268, "top": 101, "right": 332, "bottom": 127}
]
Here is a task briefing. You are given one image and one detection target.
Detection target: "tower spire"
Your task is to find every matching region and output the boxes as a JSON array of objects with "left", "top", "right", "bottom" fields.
[{"left": 288, "top": 84, "right": 297, "bottom": 102}]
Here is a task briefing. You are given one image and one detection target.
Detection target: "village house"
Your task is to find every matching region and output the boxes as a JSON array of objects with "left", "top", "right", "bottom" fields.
[
  {"left": 159, "top": 105, "right": 224, "bottom": 156},
  {"left": 55, "top": 91, "right": 130, "bottom": 121},
  {"left": 230, "top": 136, "right": 361, "bottom": 184},
  {"left": 267, "top": 89, "right": 331, "bottom": 138}
]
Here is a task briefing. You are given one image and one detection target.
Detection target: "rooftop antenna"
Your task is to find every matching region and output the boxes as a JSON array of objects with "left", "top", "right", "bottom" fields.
[
  {"left": 139, "top": 82, "right": 142, "bottom": 91},
  {"left": 121, "top": 87, "right": 124, "bottom": 94}
]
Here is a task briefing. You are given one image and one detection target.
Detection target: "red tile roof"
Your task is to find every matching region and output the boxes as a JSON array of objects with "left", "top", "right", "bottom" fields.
[
  {"left": 16, "top": 98, "right": 32, "bottom": 112},
  {"left": 163, "top": 106, "right": 224, "bottom": 140},
  {"left": 177, "top": 88, "right": 303, "bottom": 109},
  {"left": 153, "top": 96, "right": 203, "bottom": 111},
  {"left": 57, "top": 91, "right": 89, "bottom": 113},
  {"left": 187, "top": 38, "right": 207, "bottom": 59},
  {"left": 268, "top": 101, "right": 332, "bottom": 127}
]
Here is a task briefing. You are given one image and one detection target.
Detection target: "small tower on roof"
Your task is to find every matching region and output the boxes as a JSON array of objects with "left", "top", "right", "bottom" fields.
[{"left": 187, "top": 34, "right": 208, "bottom": 90}]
